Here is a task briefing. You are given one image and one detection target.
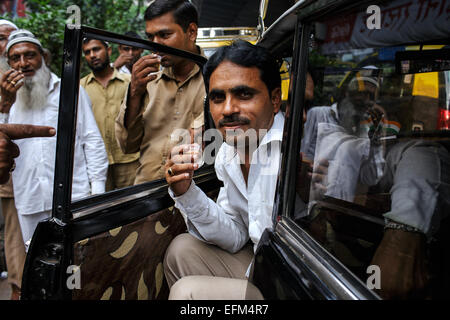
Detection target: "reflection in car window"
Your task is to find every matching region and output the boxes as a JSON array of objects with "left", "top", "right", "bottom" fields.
[
  {"left": 292, "top": 4, "right": 450, "bottom": 299},
  {"left": 72, "top": 33, "right": 206, "bottom": 204}
]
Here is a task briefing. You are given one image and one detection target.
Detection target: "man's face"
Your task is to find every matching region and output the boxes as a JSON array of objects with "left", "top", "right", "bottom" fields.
[
  {"left": 347, "top": 75, "right": 378, "bottom": 107},
  {"left": 0, "top": 25, "right": 16, "bottom": 55},
  {"left": 145, "top": 12, "right": 196, "bottom": 67},
  {"left": 118, "top": 44, "right": 143, "bottom": 67},
  {"left": 208, "top": 61, "right": 281, "bottom": 145},
  {"left": 7, "top": 42, "right": 43, "bottom": 77},
  {"left": 82, "top": 40, "right": 111, "bottom": 72}
]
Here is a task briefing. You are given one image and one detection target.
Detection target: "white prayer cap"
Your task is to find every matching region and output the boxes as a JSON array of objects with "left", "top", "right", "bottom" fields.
[
  {"left": 349, "top": 76, "right": 379, "bottom": 89},
  {"left": 6, "top": 29, "right": 43, "bottom": 54},
  {"left": 0, "top": 20, "right": 18, "bottom": 30}
]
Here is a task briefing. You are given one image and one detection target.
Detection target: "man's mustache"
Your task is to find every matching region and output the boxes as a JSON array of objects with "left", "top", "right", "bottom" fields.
[{"left": 218, "top": 115, "right": 250, "bottom": 127}]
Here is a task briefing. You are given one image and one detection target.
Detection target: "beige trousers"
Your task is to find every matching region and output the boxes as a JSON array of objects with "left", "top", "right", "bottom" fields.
[
  {"left": 169, "top": 275, "right": 264, "bottom": 300},
  {"left": 164, "top": 233, "right": 263, "bottom": 300},
  {"left": 106, "top": 160, "right": 139, "bottom": 191},
  {"left": 2, "top": 197, "right": 26, "bottom": 290}
]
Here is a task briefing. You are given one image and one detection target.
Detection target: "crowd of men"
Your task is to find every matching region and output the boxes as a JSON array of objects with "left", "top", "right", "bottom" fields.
[
  {"left": 0, "top": 0, "right": 208, "bottom": 299},
  {"left": 0, "top": 0, "right": 264, "bottom": 301},
  {"left": 0, "top": 0, "right": 290, "bottom": 298}
]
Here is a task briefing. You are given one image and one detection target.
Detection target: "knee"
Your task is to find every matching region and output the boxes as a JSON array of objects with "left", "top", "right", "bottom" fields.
[
  {"left": 164, "top": 233, "right": 206, "bottom": 287},
  {"left": 168, "top": 276, "right": 197, "bottom": 300},
  {"left": 164, "top": 233, "right": 196, "bottom": 270}
]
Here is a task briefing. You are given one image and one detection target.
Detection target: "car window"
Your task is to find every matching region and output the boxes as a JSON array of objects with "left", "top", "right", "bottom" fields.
[{"left": 290, "top": 1, "right": 450, "bottom": 299}]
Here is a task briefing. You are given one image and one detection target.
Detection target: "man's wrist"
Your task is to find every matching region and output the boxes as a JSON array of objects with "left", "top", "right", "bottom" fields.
[
  {"left": 169, "top": 180, "right": 195, "bottom": 200},
  {"left": 124, "top": 89, "right": 144, "bottom": 128},
  {"left": 113, "top": 60, "right": 123, "bottom": 69},
  {"left": 172, "top": 180, "right": 193, "bottom": 197},
  {"left": 128, "top": 83, "right": 145, "bottom": 101}
]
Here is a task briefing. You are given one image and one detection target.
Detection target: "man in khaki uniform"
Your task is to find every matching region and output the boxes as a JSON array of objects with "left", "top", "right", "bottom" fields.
[
  {"left": 0, "top": 19, "right": 25, "bottom": 300},
  {"left": 81, "top": 38, "right": 139, "bottom": 191},
  {"left": 115, "top": 0, "right": 205, "bottom": 184}
]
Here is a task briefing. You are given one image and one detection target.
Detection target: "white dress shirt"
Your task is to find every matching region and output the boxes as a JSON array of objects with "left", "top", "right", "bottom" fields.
[
  {"left": 169, "top": 112, "right": 285, "bottom": 253},
  {"left": 3, "top": 72, "right": 108, "bottom": 216}
]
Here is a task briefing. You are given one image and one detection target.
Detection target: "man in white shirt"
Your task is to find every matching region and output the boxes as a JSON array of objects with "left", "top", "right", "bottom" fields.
[
  {"left": 0, "top": 29, "right": 108, "bottom": 247},
  {"left": 163, "top": 40, "right": 284, "bottom": 299}
]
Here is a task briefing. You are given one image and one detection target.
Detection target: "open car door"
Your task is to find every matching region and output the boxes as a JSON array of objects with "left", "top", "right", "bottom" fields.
[{"left": 20, "top": 26, "right": 222, "bottom": 300}]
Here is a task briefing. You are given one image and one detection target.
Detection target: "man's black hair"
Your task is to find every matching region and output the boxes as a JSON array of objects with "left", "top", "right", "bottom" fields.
[
  {"left": 144, "top": 0, "right": 198, "bottom": 32},
  {"left": 82, "top": 37, "right": 108, "bottom": 49},
  {"left": 123, "top": 31, "right": 142, "bottom": 40},
  {"left": 203, "top": 40, "right": 281, "bottom": 95}
]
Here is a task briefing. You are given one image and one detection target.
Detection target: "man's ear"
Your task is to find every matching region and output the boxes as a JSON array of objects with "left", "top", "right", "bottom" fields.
[
  {"left": 42, "top": 49, "right": 51, "bottom": 67},
  {"left": 187, "top": 22, "right": 198, "bottom": 42},
  {"left": 107, "top": 46, "right": 112, "bottom": 57},
  {"left": 271, "top": 87, "right": 282, "bottom": 114}
]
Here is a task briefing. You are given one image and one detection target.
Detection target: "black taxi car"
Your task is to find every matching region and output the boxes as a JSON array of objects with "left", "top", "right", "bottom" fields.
[
  {"left": 251, "top": 0, "right": 450, "bottom": 300},
  {"left": 21, "top": 0, "right": 450, "bottom": 300}
]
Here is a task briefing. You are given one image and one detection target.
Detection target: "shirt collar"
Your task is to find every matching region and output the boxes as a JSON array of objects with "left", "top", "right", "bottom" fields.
[
  {"left": 258, "top": 111, "right": 285, "bottom": 147},
  {"left": 159, "top": 46, "right": 205, "bottom": 83},
  {"left": 221, "top": 111, "right": 285, "bottom": 165}
]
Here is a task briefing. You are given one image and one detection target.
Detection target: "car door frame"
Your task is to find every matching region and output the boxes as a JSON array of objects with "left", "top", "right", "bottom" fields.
[
  {"left": 249, "top": 0, "right": 383, "bottom": 300},
  {"left": 20, "top": 25, "right": 221, "bottom": 300}
]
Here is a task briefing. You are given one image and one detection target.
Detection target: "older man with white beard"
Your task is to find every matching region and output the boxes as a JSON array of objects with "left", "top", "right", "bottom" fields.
[{"left": 0, "top": 29, "right": 108, "bottom": 248}]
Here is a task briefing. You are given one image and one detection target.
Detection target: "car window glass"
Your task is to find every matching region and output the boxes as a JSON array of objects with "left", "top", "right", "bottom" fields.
[
  {"left": 291, "top": 1, "right": 450, "bottom": 299},
  {"left": 70, "top": 36, "right": 207, "bottom": 204}
]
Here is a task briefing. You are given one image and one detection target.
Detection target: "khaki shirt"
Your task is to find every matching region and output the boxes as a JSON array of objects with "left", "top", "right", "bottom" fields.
[
  {"left": 81, "top": 69, "right": 139, "bottom": 165},
  {"left": 115, "top": 61, "right": 205, "bottom": 184}
]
